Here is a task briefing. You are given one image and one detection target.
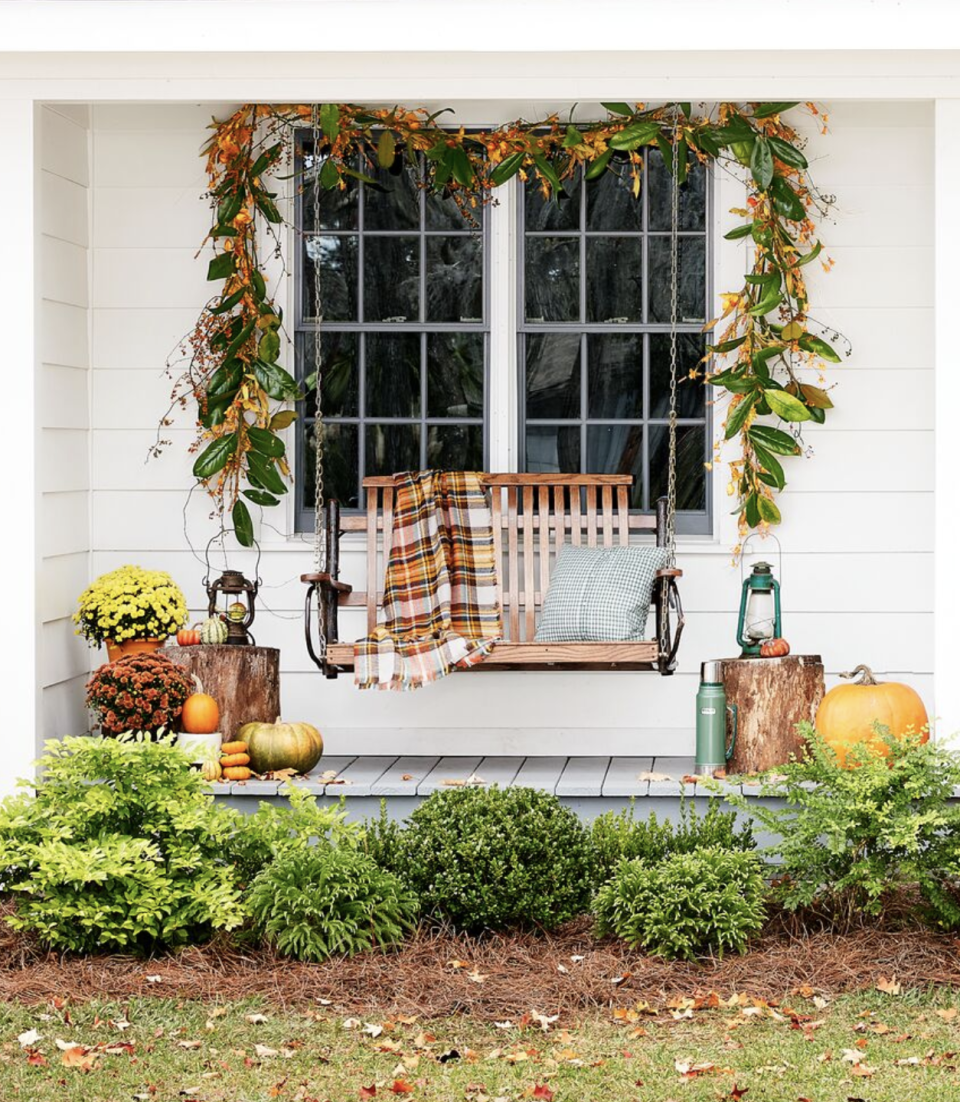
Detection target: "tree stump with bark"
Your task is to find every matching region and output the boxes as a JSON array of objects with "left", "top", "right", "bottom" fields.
[
  {"left": 722, "top": 654, "right": 825, "bottom": 774},
  {"left": 165, "top": 645, "right": 281, "bottom": 744}
]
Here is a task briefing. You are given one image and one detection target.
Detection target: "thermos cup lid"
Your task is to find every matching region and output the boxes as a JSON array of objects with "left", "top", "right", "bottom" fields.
[{"left": 700, "top": 659, "right": 724, "bottom": 684}]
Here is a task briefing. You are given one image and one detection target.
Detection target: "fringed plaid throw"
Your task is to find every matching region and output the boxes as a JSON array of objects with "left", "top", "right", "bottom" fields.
[{"left": 354, "top": 470, "right": 502, "bottom": 691}]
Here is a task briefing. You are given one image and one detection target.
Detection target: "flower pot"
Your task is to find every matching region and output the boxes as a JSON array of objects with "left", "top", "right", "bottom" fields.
[{"left": 105, "top": 637, "right": 165, "bottom": 663}]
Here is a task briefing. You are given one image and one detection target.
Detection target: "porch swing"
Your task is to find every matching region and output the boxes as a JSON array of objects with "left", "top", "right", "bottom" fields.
[{"left": 302, "top": 111, "right": 687, "bottom": 678}]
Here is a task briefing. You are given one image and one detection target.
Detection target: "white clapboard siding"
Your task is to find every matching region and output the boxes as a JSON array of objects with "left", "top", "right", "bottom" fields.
[
  {"left": 69, "top": 100, "right": 937, "bottom": 755},
  {"left": 39, "top": 106, "right": 92, "bottom": 748}
]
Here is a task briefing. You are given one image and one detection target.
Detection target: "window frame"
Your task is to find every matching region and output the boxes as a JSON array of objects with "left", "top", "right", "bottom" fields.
[
  {"left": 293, "top": 130, "right": 491, "bottom": 530},
  {"left": 516, "top": 148, "right": 714, "bottom": 536}
]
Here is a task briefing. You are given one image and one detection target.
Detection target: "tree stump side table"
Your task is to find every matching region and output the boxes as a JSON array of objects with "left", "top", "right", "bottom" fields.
[
  {"left": 722, "top": 654, "right": 825, "bottom": 774},
  {"left": 166, "top": 645, "right": 281, "bottom": 744}
]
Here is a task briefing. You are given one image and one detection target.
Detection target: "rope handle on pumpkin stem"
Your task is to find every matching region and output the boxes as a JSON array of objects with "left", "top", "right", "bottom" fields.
[{"left": 839, "top": 664, "right": 879, "bottom": 686}]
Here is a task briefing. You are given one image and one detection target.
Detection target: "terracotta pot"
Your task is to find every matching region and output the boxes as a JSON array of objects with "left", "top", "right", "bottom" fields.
[{"left": 105, "top": 637, "right": 165, "bottom": 663}]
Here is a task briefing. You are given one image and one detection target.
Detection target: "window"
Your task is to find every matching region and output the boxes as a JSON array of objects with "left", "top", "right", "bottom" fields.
[
  {"left": 295, "top": 136, "right": 488, "bottom": 525},
  {"left": 296, "top": 134, "right": 711, "bottom": 534},
  {"left": 521, "top": 148, "right": 711, "bottom": 532}
]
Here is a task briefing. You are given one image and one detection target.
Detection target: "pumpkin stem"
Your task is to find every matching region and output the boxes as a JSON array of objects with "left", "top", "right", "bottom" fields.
[
  {"left": 840, "top": 664, "right": 878, "bottom": 686},
  {"left": 191, "top": 674, "right": 205, "bottom": 694}
]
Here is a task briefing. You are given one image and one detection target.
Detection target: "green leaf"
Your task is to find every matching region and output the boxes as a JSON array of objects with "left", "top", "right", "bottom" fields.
[
  {"left": 206, "top": 360, "right": 243, "bottom": 400},
  {"left": 655, "top": 133, "right": 674, "bottom": 174},
  {"left": 206, "top": 252, "right": 235, "bottom": 282},
  {"left": 711, "top": 336, "right": 747, "bottom": 353},
  {"left": 340, "top": 165, "right": 379, "bottom": 186},
  {"left": 242, "top": 488, "right": 281, "bottom": 508},
  {"left": 319, "top": 157, "right": 340, "bottom": 189},
  {"left": 799, "top": 383, "right": 834, "bottom": 409},
  {"left": 798, "top": 334, "right": 842, "bottom": 363},
  {"left": 224, "top": 319, "right": 256, "bottom": 362},
  {"left": 751, "top": 441, "right": 785, "bottom": 490},
  {"left": 319, "top": 103, "right": 340, "bottom": 141},
  {"left": 745, "top": 492, "right": 761, "bottom": 528},
  {"left": 714, "top": 115, "right": 755, "bottom": 143},
  {"left": 217, "top": 192, "right": 243, "bottom": 226},
  {"left": 249, "top": 143, "right": 281, "bottom": 179},
  {"left": 602, "top": 102, "right": 634, "bottom": 116},
  {"left": 747, "top": 290, "right": 784, "bottom": 317},
  {"left": 771, "top": 176, "right": 806, "bottom": 221},
  {"left": 725, "top": 394, "right": 757, "bottom": 439},
  {"left": 532, "top": 154, "right": 562, "bottom": 196},
  {"left": 749, "top": 424, "right": 801, "bottom": 455},
  {"left": 708, "top": 370, "right": 756, "bottom": 394},
  {"left": 757, "top": 495, "right": 782, "bottom": 525},
  {"left": 750, "top": 137, "right": 774, "bottom": 190},
  {"left": 246, "top": 451, "right": 288, "bottom": 495},
  {"left": 676, "top": 136, "right": 688, "bottom": 185},
  {"left": 377, "top": 129, "right": 397, "bottom": 169},
  {"left": 767, "top": 134, "right": 808, "bottom": 169},
  {"left": 255, "top": 193, "right": 282, "bottom": 223},
  {"left": 585, "top": 148, "right": 614, "bottom": 180},
  {"left": 765, "top": 388, "right": 812, "bottom": 422},
  {"left": 753, "top": 344, "right": 786, "bottom": 365},
  {"left": 209, "top": 286, "right": 246, "bottom": 315},
  {"left": 490, "top": 152, "right": 525, "bottom": 187},
  {"left": 794, "top": 240, "right": 823, "bottom": 267},
  {"left": 449, "top": 145, "right": 475, "bottom": 188},
  {"left": 258, "top": 328, "right": 281, "bottom": 363},
  {"left": 192, "top": 433, "right": 237, "bottom": 480},
  {"left": 679, "top": 102, "right": 692, "bottom": 118},
  {"left": 608, "top": 121, "right": 662, "bottom": 151},
  {"left": 254, "top": 360, "right": 300, "bottom": 401},
  {"left": 269, "top": 409, "right": 298, "bottom": 431},
  {"left": 693, "top": 127, "right": 722, "bottom": 158},
  {"left": 232, "top": 499, "right": 254, "bottom": 547},
  {"left": 247, "top": 425, "right": 286, "bottom": 458},
  {"left": 752, "top": 102, "right": 800, "bottom": 119},
  {"left": 724, "top": 223, "right": 754, "bottom": 241},
  {"left": 563, "top": 125, "right": 582, "bottom": 148}
]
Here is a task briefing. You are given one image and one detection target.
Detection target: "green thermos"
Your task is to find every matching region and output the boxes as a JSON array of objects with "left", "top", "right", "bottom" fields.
[{"left": 695, "top": 660, "right": 737, "bottom": 775}]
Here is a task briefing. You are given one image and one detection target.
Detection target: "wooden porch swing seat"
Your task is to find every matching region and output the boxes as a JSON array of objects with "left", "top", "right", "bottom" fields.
[{"left": 302, "top": 472, "right": 684, "bottom": 678}]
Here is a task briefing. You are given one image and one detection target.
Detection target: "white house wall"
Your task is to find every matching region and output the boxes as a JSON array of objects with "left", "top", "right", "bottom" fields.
[
  {"left": 38, "top": 104, "right": 91, "bottom": 753},
  {"left": 81, "top": 99, "right": 934, "bottom": 756}
]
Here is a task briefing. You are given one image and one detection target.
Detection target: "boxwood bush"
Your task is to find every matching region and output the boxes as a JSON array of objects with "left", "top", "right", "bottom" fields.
[
  {"left": 594, "top": 847, "right": 767, "bottom": 960},
  {"left": 400, "top": 786, "right": 594, "bottom": 932}
]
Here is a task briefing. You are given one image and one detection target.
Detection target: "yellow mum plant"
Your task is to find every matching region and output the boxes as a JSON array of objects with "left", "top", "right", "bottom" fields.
[{"left": 73, "top": 565, "right": 188, "bottom": 647}]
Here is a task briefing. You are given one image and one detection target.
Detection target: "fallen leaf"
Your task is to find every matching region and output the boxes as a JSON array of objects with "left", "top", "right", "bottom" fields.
[
  {"left": 467, "top": 968, "right": 488, "bottom": 984},
  {"left": 401, "top": 774, "right": 414, "bottom": 781},
  {"left": 61, "top": 1045, "right": 98, "bottom": 1071},
  {"left": 851, "top": 1063, "right": 876, "bottom": 1077},
  {"left": 17, "top": 1029, "right": 41, "bottom": 1047},
  {"left": 531, "top": 1086, "right": 554, "bottom": 1101},
  {"left": 390, "top": 1081, "right": 415, "bottom": 1095},
  {"left": 177, "top": 1040, "right": 203, "bottom": 1050},
  {"left": 363, "top": 1023, "right": 385, "bottom": 1038},
  {"left": 637, "top": 771, "right": 671, "bottom": 781},
  {"left": 359, "top": 1086, "right": 377, "bottom": 1098},
  {"left": 675, "top": 1058, "right": 715, "bottom": 1078},
  {"left": 937, "top": 1008, "right": 958, "bottom": 1022},
  {"left": 570, "top": 955, "right": 584, "bottom": 963},
  {"left": 26, "top": 1050, "right": 47, "bottom": 1067},
  {"left": 343, "top": 1018, "right": 362, "bottom": 1030},
  {"left": 255, "top": 1044, "right": 280, "bottom": 1058},
  {"left": 145, "top": 974, "right": 163, "bottom": 984},
  {"left": 55, "top": 1039, "right": 80, "bottom": 1051},
  {"left": 530, "top": 1011, "right": 559, "bottom": 1032},
  {"left": 876, "top": 976, "right": 902, "bottom": 996},
  {"left": 245, "top": 1013, "right": 270, "bottom": 1025},
  {"left": 494, "top": 1021, "right": 515, "bottom": 1030}
]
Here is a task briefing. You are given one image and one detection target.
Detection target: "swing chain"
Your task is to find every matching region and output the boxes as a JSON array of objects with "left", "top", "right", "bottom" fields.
[
  {"left": 310, "top": 105, "right": 328, "bottom": 658},
  {"left": 659, "top": 105, "right": 682, "bottom": 661}
]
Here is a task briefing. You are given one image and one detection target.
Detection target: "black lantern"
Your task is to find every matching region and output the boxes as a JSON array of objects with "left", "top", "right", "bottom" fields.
[{"left": 203, "top": 535, "right": 261, "bottom": 646}]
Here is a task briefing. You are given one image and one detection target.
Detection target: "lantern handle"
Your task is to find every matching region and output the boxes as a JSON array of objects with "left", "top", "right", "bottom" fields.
[
  {"left": 740, "top": 532, "right": 783, "bottom": 589},
  {"left": 202, "top": 530, "right": 263, "bottom": 590}
]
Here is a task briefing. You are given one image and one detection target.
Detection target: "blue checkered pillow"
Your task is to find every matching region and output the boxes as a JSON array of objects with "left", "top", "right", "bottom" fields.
[{"left": 534, "top": 543, "right": 669, "bottom": 643}]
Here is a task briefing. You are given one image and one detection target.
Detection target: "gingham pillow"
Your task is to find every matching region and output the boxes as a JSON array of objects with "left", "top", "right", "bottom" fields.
[{"left": 534, "top": 543, "right": 669, "bottom": 643}]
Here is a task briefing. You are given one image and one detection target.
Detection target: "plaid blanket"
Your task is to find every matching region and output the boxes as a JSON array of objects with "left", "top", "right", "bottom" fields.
[{"left": 354, "top": 470, "right": 502, "bottom": 691}]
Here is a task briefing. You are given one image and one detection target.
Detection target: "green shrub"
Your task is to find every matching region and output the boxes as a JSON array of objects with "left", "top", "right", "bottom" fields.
[
  {"left": 246, "top": 845, "right": 418, "bottom": 961},
  {"left": 401, "top": 786, "right": 594, "bottom": 932},
  {"left": 594, "top": 848, "right": 767, "bottom": 960},
  {"left": 224, "top": 784, "right": 361, "bottom": 886},
  {"left": 358, "top": 800, "right": 407, "bottom": 875},
  {"left": 727, "top": 723, "right": 960, "bottom": 930},
  {"left": 0, "top": 734, "right": 243, "bottom": 953},
  {"left": 591, "top": 798, "right": 755, "bottom": 885}
]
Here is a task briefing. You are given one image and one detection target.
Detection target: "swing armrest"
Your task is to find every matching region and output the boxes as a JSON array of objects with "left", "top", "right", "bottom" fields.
[
  {"left": 655, "top": 567, "right": 683, "bottom": 579},
  {"left": 300, "top": 572, "right": 353, "bottom": 594}
]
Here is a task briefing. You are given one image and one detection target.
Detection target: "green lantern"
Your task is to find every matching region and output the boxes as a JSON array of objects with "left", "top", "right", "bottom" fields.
[{"left": 737, "top": 561, "right": 781, "bottom": 657}]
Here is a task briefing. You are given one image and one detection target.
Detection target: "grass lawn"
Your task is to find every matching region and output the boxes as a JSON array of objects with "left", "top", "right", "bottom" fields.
[{"left": 2, "top": 989, "right": 960, "bottom": 1102}]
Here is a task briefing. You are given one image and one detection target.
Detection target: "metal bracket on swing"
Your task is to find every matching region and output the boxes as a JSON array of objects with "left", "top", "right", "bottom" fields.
[{"left": 301, "top": 500, "right": 349, "bottom": 678}]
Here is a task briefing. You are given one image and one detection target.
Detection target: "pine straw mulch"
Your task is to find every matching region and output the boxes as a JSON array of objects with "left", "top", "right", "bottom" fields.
[{"left": 1, "top": 906, "right": 959, "bottom": 1019}]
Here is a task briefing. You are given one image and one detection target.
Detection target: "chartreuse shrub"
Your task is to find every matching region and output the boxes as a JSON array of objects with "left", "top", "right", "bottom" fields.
[
  {"left": 591, "top": 798, "right": 755, "bottom": 886},
  {"left": 594, "top": 848, "right": 767, "bottom": 960},
  {"left": 246, "top": 845, "right": 418, "bottom": 962},
  {"left": 400, "top": 786, "right": 594, "bottom": 932},
  {"left": 224, "top": 784, "right": 362, "bottom": 886},
  {"left": 0, "top": 734, "right": 243, "bottom": 953},
  {"left": 726, "top": 723, "right": 960, "bottom": 930}
]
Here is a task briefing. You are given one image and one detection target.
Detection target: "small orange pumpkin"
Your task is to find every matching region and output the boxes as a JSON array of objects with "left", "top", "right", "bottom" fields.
[
  {"left": 760, "top": 638, "right": 790, "bottom": 658},
  {"left": 181, "top": 692, "right": 220, "bottom": 735},
  {"left": 177, "top": 626, "right": 202, "bottom": 646},
  {"left": 815, "top": 664, "right": 929, "bottom": 768}
]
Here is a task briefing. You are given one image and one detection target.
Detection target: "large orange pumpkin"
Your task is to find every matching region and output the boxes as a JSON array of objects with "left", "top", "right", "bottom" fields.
[
  {"left": 181, "top": 692, "right": 220, "bottom": 735},
  {"left": 815, "top": 664, "right": 928, "bottom": 767},
  {"left": 239, "top": 718, "right": 323, "bottom": 775}
]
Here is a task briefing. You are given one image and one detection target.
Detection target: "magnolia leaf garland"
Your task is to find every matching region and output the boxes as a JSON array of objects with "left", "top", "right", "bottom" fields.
[{"left": 169, "top": 100, "right": 842, "bottom": 546}]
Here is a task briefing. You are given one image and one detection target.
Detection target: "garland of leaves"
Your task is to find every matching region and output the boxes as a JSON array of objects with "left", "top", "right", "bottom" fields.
[{"left": 168, "top": 100, "right": 840, "bottom": 547}]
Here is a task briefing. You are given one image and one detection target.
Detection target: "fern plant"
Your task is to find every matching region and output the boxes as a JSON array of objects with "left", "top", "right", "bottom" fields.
[{"left": 246, "top": 845, "right": 418, "bottom": 962}]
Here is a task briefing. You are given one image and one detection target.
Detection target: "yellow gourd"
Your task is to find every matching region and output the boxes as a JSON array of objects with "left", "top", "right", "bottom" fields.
[{"left": 223, "top": 765, "right": 253, "bottom": 781}]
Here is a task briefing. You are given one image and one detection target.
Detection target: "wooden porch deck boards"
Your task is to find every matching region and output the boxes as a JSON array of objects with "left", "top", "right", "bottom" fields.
[{"left": 210, "top": 754, "right": 759, "bottom": 802}]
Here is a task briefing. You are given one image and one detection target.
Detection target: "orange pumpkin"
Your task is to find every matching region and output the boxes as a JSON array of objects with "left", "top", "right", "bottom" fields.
[
  {"left": 177, "top": 627, "right": 201, "bottom": 646},
  {"left": 815, "top": 664, "right": 929, "bottom": 768},
  {"left": 760, "top": 638, "right": 790, "bottom": 658},
  {"left": 181, "top": 692, "right": 220, "bottom": 735}
]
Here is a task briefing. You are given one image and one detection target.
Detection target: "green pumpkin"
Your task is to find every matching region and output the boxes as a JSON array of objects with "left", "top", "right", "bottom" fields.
[
  {"left": 239, "top": 718, "right": 323, "bottom": 775},
  {"left": 200, "top": 616, "right": 228, "bottom": 644}
]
